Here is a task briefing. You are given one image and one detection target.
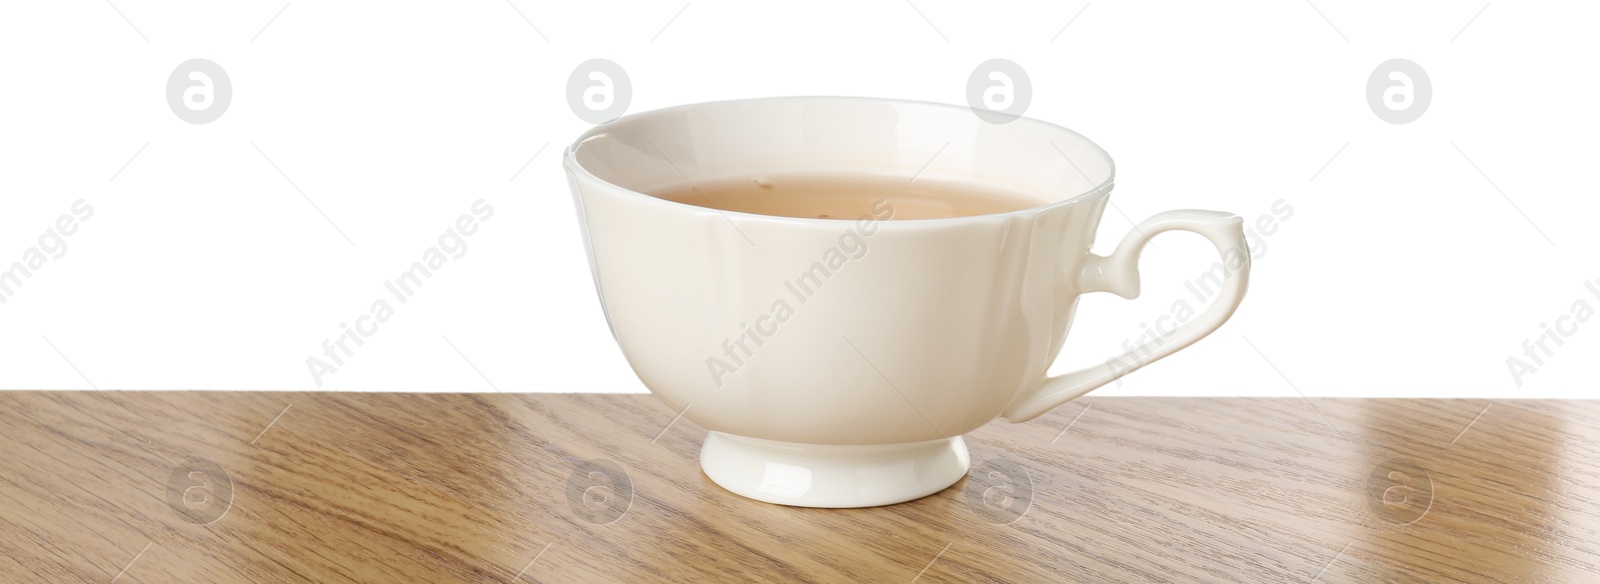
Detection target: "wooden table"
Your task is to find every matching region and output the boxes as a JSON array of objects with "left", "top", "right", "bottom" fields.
[{"left": 1, "top": 393, "right": 1595, "bottom": 583}]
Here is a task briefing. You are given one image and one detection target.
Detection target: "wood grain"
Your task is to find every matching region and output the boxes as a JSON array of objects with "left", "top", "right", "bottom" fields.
[{"left": 0, "top": 392, "right": 1596, "bottom": 583}]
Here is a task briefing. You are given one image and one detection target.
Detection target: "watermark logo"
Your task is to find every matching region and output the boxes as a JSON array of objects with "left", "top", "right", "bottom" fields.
[
  {"left": 1106, "top": 199, "right": 1294, "bottom": 381},
  {"left": 705, "top": 200, "right": 895, "bottom": 387},
  {"left": 165, "top": 457, "right": 234, "bottom": 525},
  {"left": 305, "top": 199, "right": 495, "bottom": 386},
  {"left": 1365, "top": 460, "right": 1432, "bottom": 525},
  {"left": 1506, "top": 278, "right": 1598, "bottom": 387},
  {"left": 1366, "top": 59, "right": 1430, "bottom": 124},
  {"left": 966, "top": 59, "right": 1031, "bottom": 124},
  {"left": 566, "top": 458, "right": 633, "bottom": 524},
  {"left": 963, "top": 454, "right": 1034, "bottom": 525},
  {"left": 0, "top": 199, "right": 94, "bottom": 305},
  {"left": 567, "top": 59, "right": 631, "bottom": 124},
  {"left": 167, "top": 59, "right": 232, "bottom": 124}
]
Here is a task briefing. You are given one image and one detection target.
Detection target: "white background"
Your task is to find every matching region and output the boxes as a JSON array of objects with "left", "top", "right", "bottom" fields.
[{"left": 1, "top": 0, "right": 1595, "bottom": 398}]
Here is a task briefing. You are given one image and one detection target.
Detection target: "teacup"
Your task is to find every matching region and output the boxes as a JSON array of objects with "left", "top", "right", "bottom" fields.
[{"left": 563, "top": 97, "right": 1249, "bottom": 507}]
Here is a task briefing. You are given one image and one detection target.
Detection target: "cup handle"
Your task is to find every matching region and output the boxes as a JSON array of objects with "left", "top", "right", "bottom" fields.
[{"left": 1001, "top": 209, "right": 1251, "bottom": 423}]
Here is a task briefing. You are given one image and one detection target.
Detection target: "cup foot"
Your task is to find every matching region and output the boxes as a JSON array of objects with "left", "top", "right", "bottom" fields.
[{"left": 699, "top": 432, "right": 970, "bottom": 508}]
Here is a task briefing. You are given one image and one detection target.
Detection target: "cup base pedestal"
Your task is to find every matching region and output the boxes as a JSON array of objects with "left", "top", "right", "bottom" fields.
[{"left": 699, "top": 431, "right": 970, "bottom": 508}]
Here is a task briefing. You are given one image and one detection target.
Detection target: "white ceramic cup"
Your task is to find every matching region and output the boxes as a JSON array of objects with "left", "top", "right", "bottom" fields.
[{"left": 564, "top": 97, "right": 1250, "bottom": 508}]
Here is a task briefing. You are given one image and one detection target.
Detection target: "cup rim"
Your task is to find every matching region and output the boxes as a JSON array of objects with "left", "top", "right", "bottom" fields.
[{"left": 563, "top": 96, "right": 1117, "bottom": 225}]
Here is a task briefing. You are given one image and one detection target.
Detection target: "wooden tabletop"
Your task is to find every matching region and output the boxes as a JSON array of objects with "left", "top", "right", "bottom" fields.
[{"left": 0, "top": 392, "right": 1596, "bottom": 583}]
